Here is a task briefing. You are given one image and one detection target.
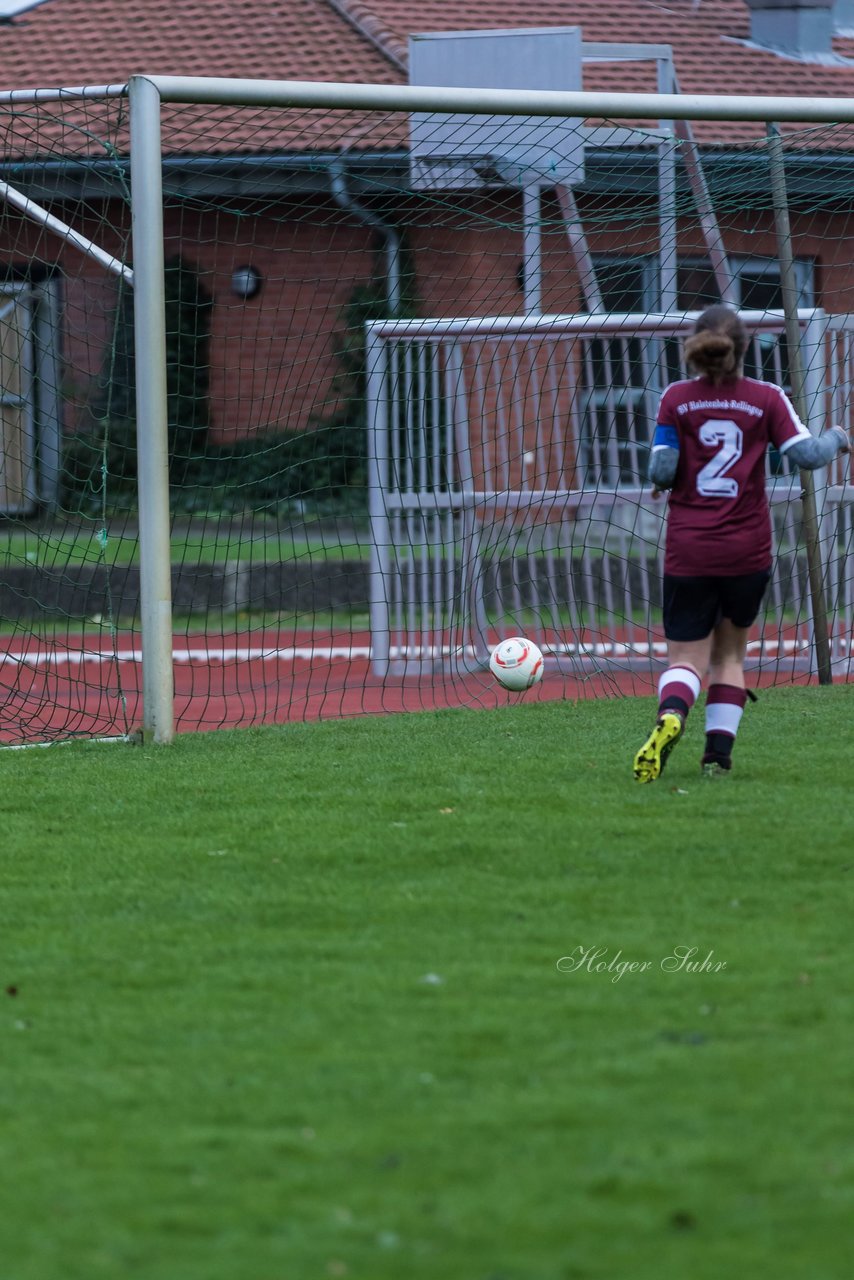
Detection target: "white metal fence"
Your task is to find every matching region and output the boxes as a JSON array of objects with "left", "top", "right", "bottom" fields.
[{"left": 367, "top": 308, "right": 853, "bottom": 678}]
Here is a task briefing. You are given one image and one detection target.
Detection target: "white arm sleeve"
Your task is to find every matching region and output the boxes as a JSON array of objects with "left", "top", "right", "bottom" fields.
[{"left": 783, "top": 426, "right": 848, "bottom": 470}]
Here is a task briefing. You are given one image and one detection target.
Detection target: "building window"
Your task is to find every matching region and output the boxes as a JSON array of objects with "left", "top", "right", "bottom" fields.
[
  {"left": 578, "top": 255, "right": 815, "bottom": 487},
  {"left": 677, "top": 256, "right": 813, "bottom": 311},
  {"left": 578, "top": 256, "right": 658, "bottom": 487}
]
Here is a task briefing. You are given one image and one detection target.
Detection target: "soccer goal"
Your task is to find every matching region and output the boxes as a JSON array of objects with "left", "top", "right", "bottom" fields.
[
  {"left": 365, "top": 305, "right": 844, "bottom": 677},
  {"left": 1, "top": 70, "right": 853, "bottom": 745}
]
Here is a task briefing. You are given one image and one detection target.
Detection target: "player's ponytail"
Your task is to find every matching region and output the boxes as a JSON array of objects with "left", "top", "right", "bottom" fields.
[{"left": 684, "top": 305, "right": 747, "bottom": 385}]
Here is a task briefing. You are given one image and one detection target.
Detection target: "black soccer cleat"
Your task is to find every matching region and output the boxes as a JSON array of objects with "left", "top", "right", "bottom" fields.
[{"left": 701, "top": 751, "right": 733, "bottom": 779}]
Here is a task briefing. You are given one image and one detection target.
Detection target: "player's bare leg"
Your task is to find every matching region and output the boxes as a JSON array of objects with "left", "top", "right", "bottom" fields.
[
  {"left": 702, "top": 620, "right": 751, "bottom": 777},
  {"left": 633, "top": 638, "right": 710, "bottom": 783}
]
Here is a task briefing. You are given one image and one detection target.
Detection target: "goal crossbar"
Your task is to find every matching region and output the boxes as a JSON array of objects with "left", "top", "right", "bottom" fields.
[
  {"left": 365, "top": 309, "right": 815, "bottom": 341},
  {"left": 140, "top": 75, "right": 854, "bottom": 125},
  {"left": 3, "top": 77, "right": 854, "bottom": 125}
]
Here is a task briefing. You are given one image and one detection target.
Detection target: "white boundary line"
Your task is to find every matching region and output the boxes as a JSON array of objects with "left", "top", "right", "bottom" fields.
[
  {"left": 0, "top": 736, "right": 130, "bottom": 752},
  {"left": 0, "top": 638, "right": 839, "bottom": 666}
]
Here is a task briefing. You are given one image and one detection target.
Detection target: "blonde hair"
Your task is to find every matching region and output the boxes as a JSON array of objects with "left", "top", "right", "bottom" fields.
[{"left": 683, "top": 305, "right": 747, "bottom": 386}]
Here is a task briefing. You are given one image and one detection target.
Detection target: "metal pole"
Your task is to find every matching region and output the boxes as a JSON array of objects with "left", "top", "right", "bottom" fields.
[
  {"left": 145, "top": 75, "right": 854, "bottom": 126},
  {"left": 0, "top": 84, "right": 128, "bottom": 106},
  {"left": 366, "top": 328, "right": 391, "bottom": 678},
  {"left": 367, "top": 308, "right": 814, "bottom": 342},
  {"left": 656, "top": 54, "right": 678, "bottom": 313},
  {"left": 11, "top": 77, "right": 854, "bottom": 126},
  {"left": 129, "top": 75, "right": 174, "bottom": 741},
  {"left": 657, "top": 135, "right": 678, "bottom": 312},
  {"left": 0, "top": 180, "right": 133, "bottom": 284},
  {"left": 673, "top": 118, "right": 737, "bottom": 305},
  {"left": 767, "top": 123, "right": 833, "bottom": 685},
  {"left": 522, "top": 183, "right": 542, "bottom": 314},
  {"left": 668, "top": 70, "right": 736, "bottom": 305},
  {"left": 555, "top": 184, "right": 602, "bottom": 312}
]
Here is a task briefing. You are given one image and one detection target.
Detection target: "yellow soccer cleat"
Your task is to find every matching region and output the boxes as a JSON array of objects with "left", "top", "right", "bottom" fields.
[{"left": 633, "top": 712, "right": 684, "bottom": 784}]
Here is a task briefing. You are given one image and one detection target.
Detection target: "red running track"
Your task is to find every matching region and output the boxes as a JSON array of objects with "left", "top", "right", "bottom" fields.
[{"left": 0, "top": 630, "right": 847, "bottom": 744}]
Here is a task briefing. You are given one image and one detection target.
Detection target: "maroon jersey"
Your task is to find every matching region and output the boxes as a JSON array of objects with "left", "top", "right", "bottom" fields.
[{"left": 655, "top": 376, "right": 811, "bottom": 576}]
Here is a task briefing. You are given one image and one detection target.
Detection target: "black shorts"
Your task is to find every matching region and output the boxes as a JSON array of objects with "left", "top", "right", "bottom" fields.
[{"left": 662, "top": 570, "right": 771, "bottom": 642}]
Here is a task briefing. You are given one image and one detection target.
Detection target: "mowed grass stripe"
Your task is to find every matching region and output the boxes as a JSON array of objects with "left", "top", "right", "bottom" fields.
[{"left": 1, "top": 689, "right": 852, "bottom": 1279}]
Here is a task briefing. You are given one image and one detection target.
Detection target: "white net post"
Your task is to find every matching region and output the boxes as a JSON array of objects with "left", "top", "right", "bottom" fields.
[
  {"left": 366, "top": 325, "right": 391, "bottom": 678},
  {"left": 129, "top": 75, "right": 174, "bottom": 743}
]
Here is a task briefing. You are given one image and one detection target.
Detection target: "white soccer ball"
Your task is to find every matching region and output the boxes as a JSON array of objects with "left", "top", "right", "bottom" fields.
[{"left": 489, "top": 636, "right": 544, "bottom": 691}]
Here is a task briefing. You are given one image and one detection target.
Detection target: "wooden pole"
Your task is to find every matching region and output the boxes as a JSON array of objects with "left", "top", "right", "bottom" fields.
[{"left": 766, "top": 123, "right": 833, "bottom": 685}]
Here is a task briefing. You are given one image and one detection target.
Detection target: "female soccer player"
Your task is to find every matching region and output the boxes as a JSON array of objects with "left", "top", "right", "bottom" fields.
[{"left": 633, "top": 303, "right": 850, "bottom": 782}]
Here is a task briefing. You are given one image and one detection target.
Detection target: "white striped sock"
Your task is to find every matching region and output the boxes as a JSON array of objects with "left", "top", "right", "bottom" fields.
[
  {"left": 658, "top": 665, "right": 702, "bottom": 706},
  {"left": 705, "top": 703, "right": 744, "bottom": 737}
]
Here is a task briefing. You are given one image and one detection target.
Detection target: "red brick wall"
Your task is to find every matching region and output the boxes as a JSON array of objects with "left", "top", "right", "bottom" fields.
[
  {"left": 0, "top": 199, "right": 383, "bottom": 443},
  {"left": 162, "top": 202, "right": 380, "bottom": 441},
  {"left": 3, "top": 192, "right": 853, "bottom": 453}
]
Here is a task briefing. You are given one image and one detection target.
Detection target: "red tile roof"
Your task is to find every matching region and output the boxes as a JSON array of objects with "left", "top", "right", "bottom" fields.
[
  {"left": 0, "top": 0, "right": 397, "bottom": 91},
  {"left": 0, "top": 0, "right": 853, "bottom": 155},
  {"left": 369, "top": 0, "right": 854, "bottom": 142},
  {"left": 0, "top": 0, "right": 403, "bottom": 155}
]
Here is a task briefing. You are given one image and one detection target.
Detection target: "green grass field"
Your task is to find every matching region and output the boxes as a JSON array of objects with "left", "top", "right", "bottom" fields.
[
  {"left": 2, "top": 689, "right": 853, "bottom": 1279},
  {"left": 0, "top": 521, "right": 653, "bottom": 570},
  {"left": 0, "top": 522, "right": 369, "bottom": 568}
]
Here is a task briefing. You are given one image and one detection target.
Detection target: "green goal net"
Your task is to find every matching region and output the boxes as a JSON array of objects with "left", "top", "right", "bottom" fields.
[{"left": 0, "top": 80, "right": 852, "bottom": 744}]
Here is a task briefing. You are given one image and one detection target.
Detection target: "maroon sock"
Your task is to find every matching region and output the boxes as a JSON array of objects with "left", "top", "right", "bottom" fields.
[
  {"left": 657, "top": 665, "right": 701, "bottom": 721},
  {"left": 704, "top": 684, "right": 748, "bottom": 758}
]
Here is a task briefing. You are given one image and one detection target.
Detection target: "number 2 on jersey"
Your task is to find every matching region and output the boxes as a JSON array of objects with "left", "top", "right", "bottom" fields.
[{"left": 696, "top": 419, "right": 743, "bottom": 498}]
